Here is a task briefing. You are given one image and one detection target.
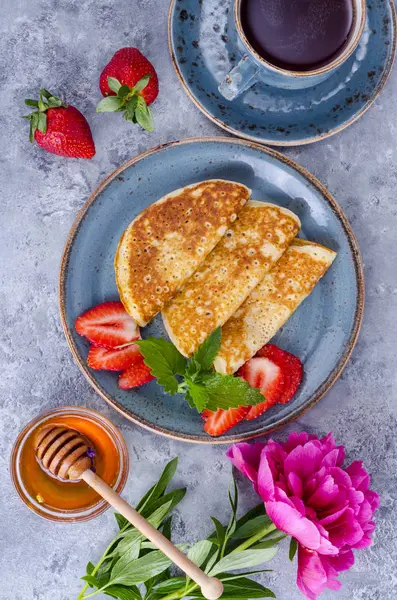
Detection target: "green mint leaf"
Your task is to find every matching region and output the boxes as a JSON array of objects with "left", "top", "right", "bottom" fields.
[
  {"left": 86, "top": 561, "right": 95, "bottom": 576},
  {"left": 185, "top": 379, "right": 210, "bottom": 412},
  {"left": 231, "top": 515, "right": 273, "bottom": 540},
  {"left": 132, "top": 74, "right": 151, "bottom": 93},
  {"left": 37, "top": 112, "right": 47, "bottom": 134},
  {"left": 111, "top": 550, "right": 172, "bottom": 586},
  {"left": 188, "top": 540, "right": 214, "bottom": 568},
  {"left": 118, "top": 84, "right": 131, "bottom": 99},
  {"left": 192, "top": 327, "right": 221, "bottom": 372},
  {"left": 203, "top": 373, "right": 264, "bottom": 411},
  {"left": 135, "top": 96, "right": 154, "bottom": 132},
  {"left": 135, "top": 338, "right": 186, "bottom": 395},
  {"left": 25, "top": 99, "right": 39, "bottom": 107},
  {"left": 289, "top": 537, "right": 298, "bottom": 562},
  {"left": 136, "top": 457, "right": 178, "bottom": 512},
  {"left": 209, "top": 547, "right": 278, "bottom": 576},
  {"left": 97, "top": 96, "right": 124, "bottom": 113},
  {"left": 108, "top": 77, "right": 122, "bottom": 93},
  {"left": 105, "top": 584, "right": 142, "bottom": 600}
]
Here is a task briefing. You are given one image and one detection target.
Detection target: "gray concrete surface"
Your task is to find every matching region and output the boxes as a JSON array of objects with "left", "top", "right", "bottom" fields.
[{"left": 1, "top": 0, "right": 397, "bottom": 599}]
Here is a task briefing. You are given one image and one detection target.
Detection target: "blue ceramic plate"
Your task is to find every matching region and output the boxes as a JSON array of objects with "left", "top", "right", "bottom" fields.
[
  {"left": 168, "top": 0, "right": 396, "bottom": 146},
  {"left": 60, "top": 138, "right": 364, "bottom": 443}
]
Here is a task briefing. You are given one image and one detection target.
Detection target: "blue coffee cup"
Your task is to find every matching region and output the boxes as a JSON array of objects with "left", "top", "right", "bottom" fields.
[{"left": 219, "top": 0, "right": 366, "bottom": 99}]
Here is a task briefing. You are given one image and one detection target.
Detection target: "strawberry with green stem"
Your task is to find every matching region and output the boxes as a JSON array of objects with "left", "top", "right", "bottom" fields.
[
  {"left": 22, "top": 89, "right": 95, "bottom": 159},
  {"left": 97, "top": 47, "right": 159, "bottom": 132}
]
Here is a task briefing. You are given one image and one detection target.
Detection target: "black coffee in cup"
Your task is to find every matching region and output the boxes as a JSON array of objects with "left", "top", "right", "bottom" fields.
[{"left": 240, "top": 0, "right": 354, "bottom": 71}]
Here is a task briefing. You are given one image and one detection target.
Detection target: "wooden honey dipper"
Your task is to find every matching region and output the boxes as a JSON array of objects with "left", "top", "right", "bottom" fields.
[{"left": 34, "top": 425, "right": 224, "bottom": 600}]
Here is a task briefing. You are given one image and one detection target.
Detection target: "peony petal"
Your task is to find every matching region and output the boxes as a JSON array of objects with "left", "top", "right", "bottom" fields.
[
  {"left": 288, "top": 472, "right": 303, "bottom": 497},
  {"left": 257, "top": 449, "right": 276, "bottom": 501},
  {"left": 345, "top": 460, "right": 370, "bottom": 492},
  {"left": 319, "top": 504, "right": 349, "bottom": 526},
  {"left": 306, "top": 474, "right": 339, "bottom": 509},
  {"left": 265, "top": 500, "right": 322, "bottom": 550},
  {"left": 297, "top": 546, "right": 328, "bottom": 600},
  {"left": 284, "top": 442, "right": 323, "bottom": 481},
  {"left": 283, "top": 431, "right": 310, "bottom": 452},
  {"left": 328, "top": 507, "right": 364, "bottom": 548},
  {"left": 227, "top": 443, "right": 263, "bottom": 487},
  {"left": 328, "top": 549, "right": 355, "bottom": 573}
]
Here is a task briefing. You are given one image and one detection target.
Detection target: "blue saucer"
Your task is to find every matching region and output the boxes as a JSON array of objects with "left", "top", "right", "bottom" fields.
[
  {"left": 60, "top": 138, "right": 363, "bottom": 443},
  {"left": 168, "top": 0, "right": 396, "bottom": 146}
]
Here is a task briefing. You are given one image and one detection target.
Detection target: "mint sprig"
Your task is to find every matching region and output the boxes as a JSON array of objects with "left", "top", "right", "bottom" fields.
[
  {"left": 135, "top": 328, "right": 264, "bottom": 414},
  {"left": 77, "top": 459, "right": 282, "bottom": 600},
  {"left": 97, "top": 75, "right": 155, "bottom": 132}
]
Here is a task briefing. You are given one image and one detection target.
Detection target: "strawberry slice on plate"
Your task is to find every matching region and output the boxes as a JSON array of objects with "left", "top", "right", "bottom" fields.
[
  {"left": 239, "top": 356, "right": 284, "bottom": 420},
  {"left": 87, "top": 343, "right": 142, "bottom": 371},
  {"left": 119, "top": 359, "right": 155, "bottom": 389},
  {"left": 256, "top": 344, "right": 303, "bottom": 404},
  {"left": 202, "top": 406, "right": 250, "bottom": 437},
  {"left": 240, "top": 344, "right": 303, "bottom": 420},
  {"left": 75, "top": 301, "right": 139, "bottom": 348}
]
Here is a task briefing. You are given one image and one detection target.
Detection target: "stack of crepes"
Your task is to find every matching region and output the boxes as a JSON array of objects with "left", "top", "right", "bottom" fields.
[{"left": 115, "top": 179, "right": 336, "bottom": 374}]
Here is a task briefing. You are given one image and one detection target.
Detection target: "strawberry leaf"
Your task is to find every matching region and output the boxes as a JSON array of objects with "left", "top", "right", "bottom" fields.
[
  {"left": 135, "top": 96, "right": 154, "bottom": 132},
  {"left": 107, "top": 77, "right": 122, "bottom": 93},
  {"left": 25, "top": 99, "right": 39, "bottom": 107},
  {"left": 126, "top": 96, "right": 138, "bottom": 119},
  {"left": 39, "top": 88, "right": 52, "bottom": 99},
  {"left": 97, "top": 96, "right": 124, "bottom": 113},
  {"left": 132, "top": 74, "right": 151, "bottom": 93},
  {"left": 37, "top": 112, "right": 47, "bottom": 133},
  {"left": 118, "top": 85, "right": 131, "bottom": 99}
]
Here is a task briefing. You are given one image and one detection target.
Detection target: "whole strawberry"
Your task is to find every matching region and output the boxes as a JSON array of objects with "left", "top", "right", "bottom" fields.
[
  {"left": 22, "top": 89, "right": 95, "bottom": 159},
  {"left": 97, "top": 47, "right": 159, "bottom": 132}
]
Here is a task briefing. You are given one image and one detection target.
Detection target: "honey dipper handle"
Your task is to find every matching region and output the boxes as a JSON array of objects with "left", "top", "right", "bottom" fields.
[{"left": 81, "top": 470, "right": 224, "bottom": 600}]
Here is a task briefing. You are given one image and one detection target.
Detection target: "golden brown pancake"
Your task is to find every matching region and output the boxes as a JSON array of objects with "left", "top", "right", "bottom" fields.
[
  {"left": 115, "top": 180, "right": 251, "bottom": 326},
  {"left": 162, "top": 201, "right": 301, "bottom": 356},
  {"left": 214, "top": 239, "right": 337, "bottom": 374}
]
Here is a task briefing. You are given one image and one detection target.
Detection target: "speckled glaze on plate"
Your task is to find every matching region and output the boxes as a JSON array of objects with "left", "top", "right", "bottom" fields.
[
  {"left": 60, "top": 138, "right": 364, "bottom": 443},
  {"left": 168, "top": 0, "right": 396, "bottom": 146}
]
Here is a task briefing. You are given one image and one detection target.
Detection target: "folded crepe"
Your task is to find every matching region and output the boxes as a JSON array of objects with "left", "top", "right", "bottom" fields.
[
  {"left": 115, "top": 179, "right": 251, "bottom": 326},
  {"left": 214, "top": 239, "right": 337, "bottom": 374},
  {"left": 162, "top": 201, "right": 301, "bottom": 357}
]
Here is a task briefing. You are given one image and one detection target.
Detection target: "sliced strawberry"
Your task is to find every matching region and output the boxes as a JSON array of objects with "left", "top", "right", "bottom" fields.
[
  {"left": 119, "top": 359, "right": 155, "bottom": 389},
  {"left": 255, "top": 344, "right": 303, "bottom": 404},
  {"left": 202, "top": 406, "right": 250, "bottom": 437},
  {"left": 75, "top": 302, "right": 139, "bottom": 348},
  {"left": 239, "top": 357, "right": 284, "bottom": 420},
  {"left": 87, "top": 343, "right": 141, "bottom": 371}
]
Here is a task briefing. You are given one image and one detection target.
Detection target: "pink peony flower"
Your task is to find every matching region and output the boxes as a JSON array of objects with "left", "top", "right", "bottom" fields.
[{"left": 227, "top": 432, "right": 379, "bottom": 600}]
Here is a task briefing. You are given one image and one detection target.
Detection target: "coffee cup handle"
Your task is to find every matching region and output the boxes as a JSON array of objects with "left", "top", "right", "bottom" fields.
[{"left": 218, "top": 54, "right": 259, "bottom": 101}]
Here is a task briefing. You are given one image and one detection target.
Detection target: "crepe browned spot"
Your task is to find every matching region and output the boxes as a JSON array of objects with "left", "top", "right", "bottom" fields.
[
  {"left": 162, "top": 201, "right": 301, "bottom": 357},
  {"left": 115, "top": 180, "right": 251, "bottom": 326},
  {"left": 214, "top": 239, "right": 337, "bottom": 374}
]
